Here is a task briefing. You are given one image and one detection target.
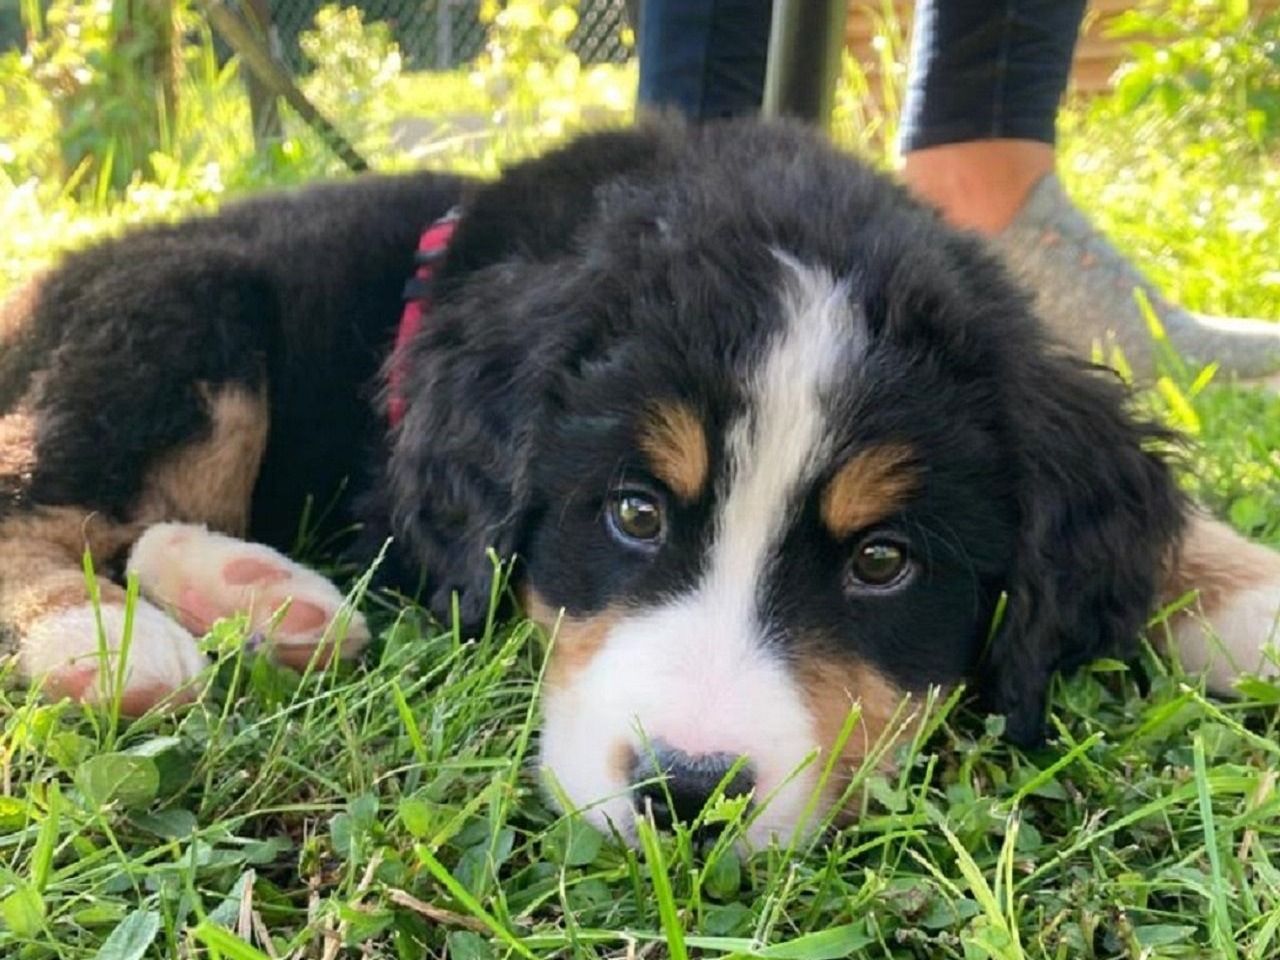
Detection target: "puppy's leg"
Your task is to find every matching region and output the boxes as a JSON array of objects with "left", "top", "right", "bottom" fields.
[
  {"left": 0, "top": 507, "right": 207, "bottom": 712},
  {"left": 126, "top": 384, "right": 366, "bottom": 671},
  {"left": 1162, "top": 513, "right": 1280, "bottom": 691},
  {"left": 8, "top": 384, "right": 367, "bottom": 708},
  {"left": 1, "top": 381, "right": 269, "bottom": 710},
  {"left": 5, "top": 384, "right": 261, "bottom": 710},
  {"left": 8, "top": 246, "right": 372, "bottom": 708},
  {"left": 124, "top": 384, "right": 368, "bottom": 666}
]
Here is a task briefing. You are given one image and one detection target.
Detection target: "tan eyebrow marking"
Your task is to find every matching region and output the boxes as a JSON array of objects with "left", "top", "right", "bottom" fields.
[
  {"left": 637, "top": 402, "right": 710, "bottom": 503},
  {"left": 821, "top": 443, "right": 919, "bottom": 537}
]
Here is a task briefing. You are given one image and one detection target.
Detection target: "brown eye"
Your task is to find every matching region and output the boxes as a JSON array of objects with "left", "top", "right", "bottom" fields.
[
  {"left": 607, "top": 491, "right": 665, "bottom": 547},
  {"left": 847, "top": 538, "right": 913, "bottom": 590}
]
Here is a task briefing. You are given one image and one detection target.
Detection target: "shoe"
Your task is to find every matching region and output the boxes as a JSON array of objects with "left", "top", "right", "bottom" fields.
[{"left": 991, "top": 173, "right": 1280, "bottom": 382}]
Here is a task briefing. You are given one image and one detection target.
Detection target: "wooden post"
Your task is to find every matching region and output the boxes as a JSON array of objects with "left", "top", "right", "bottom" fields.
[
  {"left": 435, "top": 0, "right": 453, "bottom": 70},
  {"left": 762, "top": 0, "right": 849, "bottom": 128},
  {"left": 145, "top": 0, "right": 179, "bottom": 137}
]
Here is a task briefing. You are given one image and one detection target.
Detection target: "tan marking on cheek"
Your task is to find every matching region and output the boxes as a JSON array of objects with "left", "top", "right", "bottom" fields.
[
  {"left": 525, "top": 590, "right": 617, "bottom": 690},
  {"left": 821, "top": 444, "right": 919, "bottom": 537},
  {"left": 638, "top": 402, "right": 709, "bottom": 502},
  {"left": 797, "top": 655, "right": 909, "bottom": 768},
  {"left": 796, "top": 653, "right": 928, "bottom": 822},
  {"left": 133, "top": 385, "right": 269, "bottom": 536},
  {"left": 609, "top": 741, "right": 637, "bottom": 784}
]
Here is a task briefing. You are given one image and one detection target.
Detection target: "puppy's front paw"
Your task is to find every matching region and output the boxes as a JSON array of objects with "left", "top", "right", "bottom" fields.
[
  {"left": 21, "top": 598, "right": 208, "bottom": 713},
  {"left": 127, "top": 523, "right": 370, "bottom": 668},
  {"left": 1175, "top": 582, "right": 1280, "bottom": 693}
]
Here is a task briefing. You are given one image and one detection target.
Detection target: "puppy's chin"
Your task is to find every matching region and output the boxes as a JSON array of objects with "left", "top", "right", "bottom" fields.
[{"left": 533, "top": 602, "right": 844, "bottom": 849}]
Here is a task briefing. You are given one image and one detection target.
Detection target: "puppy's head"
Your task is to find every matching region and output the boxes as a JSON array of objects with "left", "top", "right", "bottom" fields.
[{"left": 387, "top": 120, "right": 1184, "bottom": 845}]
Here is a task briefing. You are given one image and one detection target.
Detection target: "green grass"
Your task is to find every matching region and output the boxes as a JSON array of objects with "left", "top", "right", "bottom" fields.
[
  {"left": 2, "top": 570, "right": 1279, "bottom": 958},
  {"left": 3, "top": 4, "right": 1280, "bottom": 957}
]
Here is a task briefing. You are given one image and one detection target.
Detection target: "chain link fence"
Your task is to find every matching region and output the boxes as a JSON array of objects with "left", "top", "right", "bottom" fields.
[{"left": 269, "top": 0, "right": 632, "bottom": 72}]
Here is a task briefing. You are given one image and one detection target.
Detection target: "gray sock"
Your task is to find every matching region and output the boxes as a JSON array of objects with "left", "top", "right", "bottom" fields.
[{"left": 990, "top": 173, "right": 1280, "bottom": 382}]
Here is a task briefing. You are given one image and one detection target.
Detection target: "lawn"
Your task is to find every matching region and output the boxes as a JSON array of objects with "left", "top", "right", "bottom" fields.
[{"left": 2, "top": 3, "right": 1279, "bottom": 959}]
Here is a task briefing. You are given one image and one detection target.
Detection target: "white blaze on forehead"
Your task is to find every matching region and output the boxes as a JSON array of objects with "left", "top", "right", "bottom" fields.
[
  {"left": 707, "top": 254, "right": 863, "bottom": 631},
  {"left": 539, "top": 256, "right": 864, "bottom": 847}
]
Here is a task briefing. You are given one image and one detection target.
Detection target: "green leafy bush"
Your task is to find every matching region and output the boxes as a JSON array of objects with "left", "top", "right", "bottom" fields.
[
  {"left": 298, "top": 4, "right": 402, "bottom": 156},
  {"left": 450, "top": 0, "right": 634, "bottom": 167},
  {"left": 22, "top": 0, "right": 182, "bottom": 191},
  {"left": 1109, "top": 0, "right": 1280, "bottom": 151},
  {"left": 0, "top": 44, "right": 59, "bottom": 184},
  {"left": 832, "top": 0, "right": 910, "bottom": 167},
  {"left": 474, "top": 0, "right": 583, "bottom": 132},
  {"left": 1059, "top": 0, "right": 1280, "bottom": 322},
  {"left": 0, "top": 0, "right": 637, "bottom": 292}
]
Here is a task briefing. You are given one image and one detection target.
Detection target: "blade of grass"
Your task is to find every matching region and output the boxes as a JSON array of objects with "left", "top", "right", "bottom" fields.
[
  {"left": 415, "top": 844, "right": 536, "bottom": 960},
  {"left": 1194, "top": 733, "right": 1240, "bottom": 960},
  {"left": 190, "top": 921, "right": 274, "bottom": 960},
  {"left": 635, "top": 812, "right": 689, "bottom": 960}
]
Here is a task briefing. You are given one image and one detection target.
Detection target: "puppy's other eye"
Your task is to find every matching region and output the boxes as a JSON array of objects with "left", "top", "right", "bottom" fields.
[
  {"left": 846, "top": 538, "right": 913, "bottom": 591},
  {"left": 607, "top": 491, "right": 665, "bottom": 547}
]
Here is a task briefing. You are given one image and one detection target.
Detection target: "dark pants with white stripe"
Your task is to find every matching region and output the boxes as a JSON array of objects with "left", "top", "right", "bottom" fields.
[{"left": 635, "top": 0, "right": 1089, "bottom": 149}]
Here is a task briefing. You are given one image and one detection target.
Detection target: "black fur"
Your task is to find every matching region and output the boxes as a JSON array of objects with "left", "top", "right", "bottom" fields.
[
  {"left": 3, "top": 172, "right": 465, "bottom": 545},
  {"left": 990, "top": 350, "right": 1184, "bottom": 744},
  {"left": 2, "top": 118, "right": 1187, "bottom": 744}
]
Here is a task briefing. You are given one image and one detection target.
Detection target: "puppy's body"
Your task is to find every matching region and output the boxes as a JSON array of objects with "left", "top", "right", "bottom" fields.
[
  {"left": 2, "top": 120, "right": 1277, "bottom": 844},
  {"left": 2, "top": 172, "right": 464, "bottom": 545}
]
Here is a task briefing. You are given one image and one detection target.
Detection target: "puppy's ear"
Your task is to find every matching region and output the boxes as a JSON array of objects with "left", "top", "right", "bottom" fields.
[
  {"left": 383, "top": 275, "right": 570, "bottom": 624},
  {"left": 441, "top": 123, "right": 674, "bottom": 276},
  {"left": 375, "top": 130, "right": 675, "bottom": 624},
  {"left": 375, "top": 125, "right": 678, "bottom": 624},
  {"left": 983, "top": 353, "right": 1186, "bottom": 745}
]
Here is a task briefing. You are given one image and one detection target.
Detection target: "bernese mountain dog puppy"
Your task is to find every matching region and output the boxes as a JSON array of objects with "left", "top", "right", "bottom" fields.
[{"left": 2, "top": 119, "right": 1278, "bottom": 846}]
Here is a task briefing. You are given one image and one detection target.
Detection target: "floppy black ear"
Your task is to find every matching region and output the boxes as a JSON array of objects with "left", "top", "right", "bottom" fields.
[
  {"left": 983, "top": 352, "right": 1187, "bottom": 745},
  {"left": 375, "top": 126, "right": 673, "bottom": 624},
  {"left": 382, "top": 250, "right": 609, "bottom": 624}
]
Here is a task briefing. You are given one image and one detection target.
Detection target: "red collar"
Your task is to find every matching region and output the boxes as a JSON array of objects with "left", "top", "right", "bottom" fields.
[{"left": 388, "top": 209, "right": 459, "bottom": 428}]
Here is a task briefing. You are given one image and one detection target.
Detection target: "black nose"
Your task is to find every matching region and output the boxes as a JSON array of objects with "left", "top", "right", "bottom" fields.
[{"left": 630, "top": 741, "right": 755, "bottom": 830}]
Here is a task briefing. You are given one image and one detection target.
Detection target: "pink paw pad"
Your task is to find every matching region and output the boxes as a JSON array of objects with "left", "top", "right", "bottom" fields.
[
  {"left": 44, "top": 664, "right": 99, "bottom": 701},
  {"left": 21, "top": 599, "right": 208, "bottom": 715},
  {"left": 222, "top": 557, "right": 291, "bottom": 587},
  {"left": 127, "top": 523, "right": 370, "bottom": 667}
]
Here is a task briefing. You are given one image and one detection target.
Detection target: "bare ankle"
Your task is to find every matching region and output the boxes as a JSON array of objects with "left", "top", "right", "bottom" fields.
[{"left": 902, "top": 140, "right": 1056, "bottom": 235}]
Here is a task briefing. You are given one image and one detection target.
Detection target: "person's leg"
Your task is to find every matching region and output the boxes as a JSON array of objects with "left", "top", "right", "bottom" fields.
[
  {"left": 899, "top": 0, "right": 1280, "bottom": 380},
  {"left": 903, "top": 139, "right": 1052, "bottom": 235},
  {"left": 900, "top": 0, "right": 1080, "bottom": 233},
  {"left": 636, "top": 0, "right": 772, "bottom": 121}
]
